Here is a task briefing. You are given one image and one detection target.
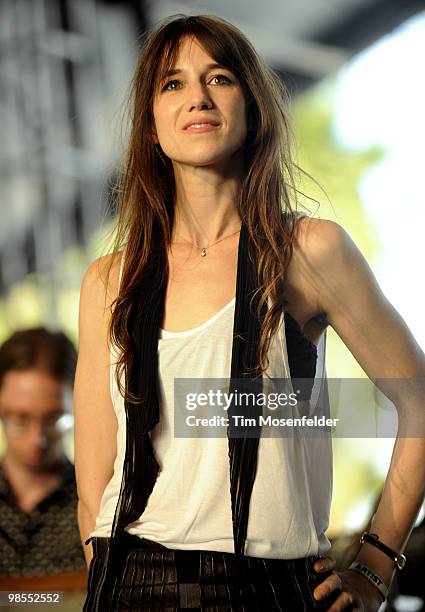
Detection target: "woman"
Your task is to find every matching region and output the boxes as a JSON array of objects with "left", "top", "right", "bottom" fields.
[{"left": 74, "top": 14, "right": 425, "bottom": 612}]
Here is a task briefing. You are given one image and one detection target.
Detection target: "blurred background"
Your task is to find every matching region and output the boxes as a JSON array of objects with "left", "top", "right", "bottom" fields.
[{"left": 0, "top": 0, "right": 424, "bottom": 608}]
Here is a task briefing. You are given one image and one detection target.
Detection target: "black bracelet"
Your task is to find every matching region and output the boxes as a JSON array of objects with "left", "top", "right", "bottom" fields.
[{"left": 360, "top": 532, "right": 406, "bottom": 570}]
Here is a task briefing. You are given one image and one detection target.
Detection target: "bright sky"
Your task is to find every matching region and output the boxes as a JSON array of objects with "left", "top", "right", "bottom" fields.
[{"left": 332, "top": 11, "right": 425, "bottom": 349}]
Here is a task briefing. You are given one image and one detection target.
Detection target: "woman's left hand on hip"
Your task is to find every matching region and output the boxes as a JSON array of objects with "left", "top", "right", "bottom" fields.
[{"left": 312, "top": 556, "right": 384, "bottom": 611}]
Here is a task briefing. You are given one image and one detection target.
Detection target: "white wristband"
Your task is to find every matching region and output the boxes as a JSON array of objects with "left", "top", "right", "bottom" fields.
[{"left": 348, "top": 561, "right": 389, "bottom": 601}]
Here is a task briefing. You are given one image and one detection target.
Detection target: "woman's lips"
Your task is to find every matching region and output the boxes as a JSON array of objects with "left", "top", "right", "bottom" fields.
[{"left": 184, "top": 122, "right": 220, "bottom": 132}]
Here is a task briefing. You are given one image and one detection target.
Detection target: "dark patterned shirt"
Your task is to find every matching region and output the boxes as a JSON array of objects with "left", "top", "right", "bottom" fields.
[{"left": 0, "top": 458, "right": 86, "bottom": 576}]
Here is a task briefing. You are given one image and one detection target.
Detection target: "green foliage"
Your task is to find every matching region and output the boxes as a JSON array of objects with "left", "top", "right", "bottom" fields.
[{"left": 292, "top": 79, "right": 383, "bottom": 256}]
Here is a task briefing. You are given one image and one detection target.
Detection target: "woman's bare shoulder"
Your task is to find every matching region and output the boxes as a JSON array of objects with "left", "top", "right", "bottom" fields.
[
  {"left": 294, "top": 215, "right": 345, "bottom": 254},
  {"left": 80, "top": 251, "right": 123, "bottom": 307},
  {"left": 285, "top": 216, "right": 347, "bottom": 322}
]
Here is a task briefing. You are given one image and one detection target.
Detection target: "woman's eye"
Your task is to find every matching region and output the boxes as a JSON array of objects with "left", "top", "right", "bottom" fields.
[
  {"left": 162, "top": 80, "right": 182, "bottom": 91},
  {"left": 210, "top": 74, "right": 232, "bottom": 85}
]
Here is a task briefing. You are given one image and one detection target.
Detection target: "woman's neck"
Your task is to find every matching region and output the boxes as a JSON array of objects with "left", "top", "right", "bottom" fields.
[{"left": 172, "top": 156, "right": 243, "bottom": 245}]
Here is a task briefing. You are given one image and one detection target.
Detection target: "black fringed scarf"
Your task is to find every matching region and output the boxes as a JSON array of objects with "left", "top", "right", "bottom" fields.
[{"left": 94, "top": 221, "right": 318, "bottom": 607}]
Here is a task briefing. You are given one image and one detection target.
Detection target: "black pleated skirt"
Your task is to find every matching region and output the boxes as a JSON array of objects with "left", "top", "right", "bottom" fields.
[{"left": 83, "top": 533, "right": 339, "bottom": 611}]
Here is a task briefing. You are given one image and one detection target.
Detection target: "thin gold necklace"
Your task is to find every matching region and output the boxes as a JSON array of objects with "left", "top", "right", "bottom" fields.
[{"left": 174, "top": 227, "right": 241, "bottom": 257}]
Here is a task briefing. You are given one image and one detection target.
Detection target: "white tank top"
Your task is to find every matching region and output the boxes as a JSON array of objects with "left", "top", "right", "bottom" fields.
[{"left": 90, "top": 263, "right": 333, "bottom": 559}]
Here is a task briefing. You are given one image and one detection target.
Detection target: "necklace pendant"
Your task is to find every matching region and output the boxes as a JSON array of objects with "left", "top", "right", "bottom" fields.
[{"left": 200, "top": 248, "right": 207, "bottom": 257}]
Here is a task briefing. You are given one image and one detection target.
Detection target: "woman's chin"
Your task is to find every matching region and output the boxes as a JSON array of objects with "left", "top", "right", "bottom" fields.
[{"left": 172, "top": 150, "right": 242, "bottom": 170}]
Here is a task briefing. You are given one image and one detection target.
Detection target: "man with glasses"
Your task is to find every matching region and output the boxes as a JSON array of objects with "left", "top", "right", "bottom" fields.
[{"left": 0, "top": 328, "right": 85, "bottom": 576}]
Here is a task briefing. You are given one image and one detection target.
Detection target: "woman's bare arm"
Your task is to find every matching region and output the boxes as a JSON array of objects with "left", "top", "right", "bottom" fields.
[
  {"left": 296, "top": 218, "right": 425, "bottom": 607},
  {"left": 73, "top": 253, "right": 121, "bottom": 568}
]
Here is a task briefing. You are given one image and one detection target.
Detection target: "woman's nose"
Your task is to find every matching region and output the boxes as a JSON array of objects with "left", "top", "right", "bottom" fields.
[{"left": 186, "top": 83, "right": 213, "bottom": 112}]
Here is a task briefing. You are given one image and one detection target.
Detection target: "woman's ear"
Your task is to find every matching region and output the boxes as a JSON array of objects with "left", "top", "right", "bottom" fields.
[{"left": 151, "top": 130, "right": 159, "bottom": 145}]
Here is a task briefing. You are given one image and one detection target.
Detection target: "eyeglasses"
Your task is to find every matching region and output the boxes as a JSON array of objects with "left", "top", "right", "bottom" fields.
[{"left": 1, "top": 413, "right": 74, "bottom": 437}]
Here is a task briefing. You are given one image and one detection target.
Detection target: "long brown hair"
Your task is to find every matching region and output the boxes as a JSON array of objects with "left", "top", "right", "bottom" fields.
[{"left": 107, "top": 14, "right": 309, "bottom": 401}]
